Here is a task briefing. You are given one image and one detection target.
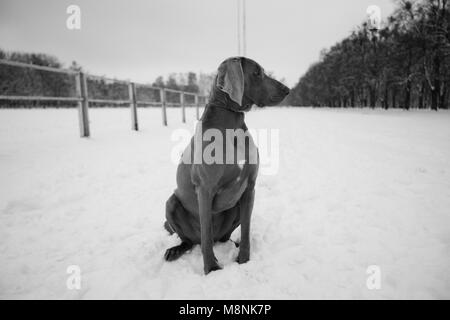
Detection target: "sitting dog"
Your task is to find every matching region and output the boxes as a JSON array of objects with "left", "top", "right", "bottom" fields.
[{"left": 164, "top": 57, "right": 289, "bottom": 274}]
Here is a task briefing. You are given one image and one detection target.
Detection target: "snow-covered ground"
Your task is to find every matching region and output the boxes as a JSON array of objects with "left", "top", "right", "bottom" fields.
[{"left": 0, "top": 107, "right": 449, "bottom": 299}]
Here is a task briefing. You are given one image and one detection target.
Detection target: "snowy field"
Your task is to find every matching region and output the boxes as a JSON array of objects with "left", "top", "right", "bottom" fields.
[{"left": 0, "top": 107, "right": 449, "bottom": 299}]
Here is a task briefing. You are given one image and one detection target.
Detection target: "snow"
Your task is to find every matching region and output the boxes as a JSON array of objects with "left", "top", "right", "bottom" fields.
[{"left": 0, "top": 107, "right": 449, "bottom": 299}]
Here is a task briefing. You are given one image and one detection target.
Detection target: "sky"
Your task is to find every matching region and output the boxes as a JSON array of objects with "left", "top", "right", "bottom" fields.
[{"left": 0, "top": 0, "right": 396, "bottom": 87}]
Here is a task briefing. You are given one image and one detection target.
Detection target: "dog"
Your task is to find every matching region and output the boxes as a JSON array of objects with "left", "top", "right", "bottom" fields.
[{"left": 163, "top": 57, "right": 289, "bottom": 274}]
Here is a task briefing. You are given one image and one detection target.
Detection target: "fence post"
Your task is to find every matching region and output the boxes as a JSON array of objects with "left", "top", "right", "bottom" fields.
[
  {"left": 195, "top": 95, "right": 199, "bottom": 120},
  {"left": 129, "top": 82, "right": 138, "bottom": 131},
  {"left": 160, "top": 88, "right": 167, "bottom": 126},
  {"left": 75, "top": 72, "right": 90, "bottom": 137},
  {"left": 180, "top": 92, "right": 186, "bottom": 123}
]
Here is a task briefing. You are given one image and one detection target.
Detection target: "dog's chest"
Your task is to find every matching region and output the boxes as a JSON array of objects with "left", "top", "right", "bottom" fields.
[
  {"left": 211, "top": 131, "right": 258, "bottom": 213},
  {"left": 228, "top": 128, "right": 258, "bottom": 165},
  {"left": 212, "top": 168, "right": 249, "bottom": 213}
]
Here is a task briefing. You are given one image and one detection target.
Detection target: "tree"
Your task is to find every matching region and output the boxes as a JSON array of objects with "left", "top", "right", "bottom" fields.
[
  {"left": 288, "top": 0, "right": 449, "bottom": 110},
  {"left": 152, "top": 76, "right": 165, "bottom": 88}
]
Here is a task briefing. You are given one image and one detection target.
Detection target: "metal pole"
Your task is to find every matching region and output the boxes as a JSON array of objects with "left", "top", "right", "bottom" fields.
[
  {"left": 237, "top": 0, "right": 241, "bottom": 55},
  {"left": 243, "top": 0, "right": 246, "bottom": 56}
]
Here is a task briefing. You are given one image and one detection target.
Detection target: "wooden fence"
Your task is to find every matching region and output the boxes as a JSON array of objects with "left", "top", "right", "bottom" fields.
[{"left": 0, "top": 59, "right": 208, "bottom": 137}]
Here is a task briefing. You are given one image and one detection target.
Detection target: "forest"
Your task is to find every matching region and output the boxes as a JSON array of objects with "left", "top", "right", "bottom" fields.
[{"left": 288, "top": 0, "right": 450, "bottom": 110}]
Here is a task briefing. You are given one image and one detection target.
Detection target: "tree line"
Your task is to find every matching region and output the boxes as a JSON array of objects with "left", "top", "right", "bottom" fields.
[{"left": 288, "top": 0, "right": 450, "bottom": 110}]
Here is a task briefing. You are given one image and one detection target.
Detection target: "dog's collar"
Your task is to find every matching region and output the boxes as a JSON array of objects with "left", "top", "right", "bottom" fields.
[
  {"left": 208, "top": 100, "right": 254, "bottom": 113},
  {"left": 207, "top": 103, "right": 245, "bottom": 114}
]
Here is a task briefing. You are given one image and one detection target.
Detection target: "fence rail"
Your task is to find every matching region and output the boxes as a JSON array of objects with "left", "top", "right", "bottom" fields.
[{"left": 0, "top": 59, "right": 208, "bottom": 137}]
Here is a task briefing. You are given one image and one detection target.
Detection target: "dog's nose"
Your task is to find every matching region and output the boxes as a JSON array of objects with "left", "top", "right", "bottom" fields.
[{"left": 281, "top": 85, "right": 290, "bottom": 95}]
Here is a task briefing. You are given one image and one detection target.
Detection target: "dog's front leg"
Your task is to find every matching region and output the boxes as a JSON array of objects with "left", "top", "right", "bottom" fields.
[
  {"left": 197, "top": 187, "right": 221, "bottom": 274},
  {"left": 237, "top": 186, "right": 255, "bottom": 264}
]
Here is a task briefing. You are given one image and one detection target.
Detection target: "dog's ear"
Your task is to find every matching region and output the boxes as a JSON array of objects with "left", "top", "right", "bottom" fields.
[{"left": 216, "top": 57, "right": 244, "bottom": 106}]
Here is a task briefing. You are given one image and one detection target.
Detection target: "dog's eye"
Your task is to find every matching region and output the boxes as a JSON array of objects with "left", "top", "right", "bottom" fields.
[{"left": 253, "top": 70, "right": 261, "bottom": 77}]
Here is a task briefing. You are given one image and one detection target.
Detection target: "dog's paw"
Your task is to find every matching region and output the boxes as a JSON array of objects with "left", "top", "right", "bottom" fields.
[
  {"left": 204, "top": 261, "right": 222, "bottom": 275},
  {"left": 164, "top": 247, "right": 181, "bottom": 261},
  {"left": 236, "top": 251, "right": 250, "bottom": 264},
  {"left": 164, "top": 243, "right": 191, "bottom": 261}
]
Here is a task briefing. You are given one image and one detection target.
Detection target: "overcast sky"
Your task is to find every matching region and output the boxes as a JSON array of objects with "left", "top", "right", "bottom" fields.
[{"left": 0, "top": 0, "right": 395, "bottom": 86}]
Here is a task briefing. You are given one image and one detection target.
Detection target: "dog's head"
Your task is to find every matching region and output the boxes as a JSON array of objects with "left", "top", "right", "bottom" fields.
[{"left": 215, "top": 57, "right": 290, "bottom": 112}]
